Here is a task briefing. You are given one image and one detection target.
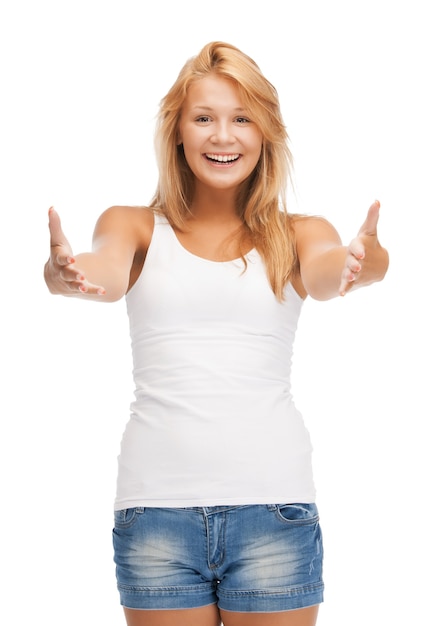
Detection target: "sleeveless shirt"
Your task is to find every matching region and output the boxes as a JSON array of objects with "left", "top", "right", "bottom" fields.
[{"left": 114, "top": 213, "right": 316, "bottom": 509}]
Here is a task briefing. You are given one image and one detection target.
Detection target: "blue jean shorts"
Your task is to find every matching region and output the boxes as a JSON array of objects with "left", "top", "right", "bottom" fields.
[{"left": 112, "top": 503, "right": 324, "bottom": 612}]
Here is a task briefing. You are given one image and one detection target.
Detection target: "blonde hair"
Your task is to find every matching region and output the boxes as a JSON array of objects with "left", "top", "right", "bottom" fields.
[{"left": 149, "top": 41, "right": 297, "bottom": 300}]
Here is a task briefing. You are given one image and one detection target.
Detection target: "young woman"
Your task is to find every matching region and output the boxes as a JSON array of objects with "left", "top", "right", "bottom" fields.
[{"left": 44, "top": 42, "right": 389, "bottom": 626}]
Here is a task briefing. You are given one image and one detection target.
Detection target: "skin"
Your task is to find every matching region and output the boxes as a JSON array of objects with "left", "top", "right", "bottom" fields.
[
  {"left": 123, "top": 605, "right": 319, "bottom": 626},
  {"left": 44, "top": 76, "right": 389, "bottom": 626},
  {"left": 177, "top": 75, "right": 263, "bottom": 194}
]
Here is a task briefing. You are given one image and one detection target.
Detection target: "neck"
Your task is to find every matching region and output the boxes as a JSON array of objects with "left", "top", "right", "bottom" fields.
[{"left": 189, "top": 185, "right": 240, "bottom": 223}]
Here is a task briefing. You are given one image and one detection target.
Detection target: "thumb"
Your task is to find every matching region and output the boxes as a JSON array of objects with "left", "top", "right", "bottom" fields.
[
  {"left": 358, "top": 199, "right": 380, "bottom": 237},
  {"left": 48, "top": 206, "right": 74, "bottom": 262}
]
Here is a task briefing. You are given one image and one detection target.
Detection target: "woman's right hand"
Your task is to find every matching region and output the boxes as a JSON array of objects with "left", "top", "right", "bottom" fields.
[{"left": 44, "top": 207, "right": 105, "bottom": 296}]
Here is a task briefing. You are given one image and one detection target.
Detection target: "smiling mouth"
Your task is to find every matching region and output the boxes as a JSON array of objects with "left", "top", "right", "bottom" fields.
[{"left": 205, "top": 153, "right": 240, "bottom": 163}]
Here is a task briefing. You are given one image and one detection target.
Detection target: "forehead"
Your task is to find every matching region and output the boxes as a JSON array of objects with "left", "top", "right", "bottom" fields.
[{"left": 183, "top": 75, "right": 245, "bottom": 111}]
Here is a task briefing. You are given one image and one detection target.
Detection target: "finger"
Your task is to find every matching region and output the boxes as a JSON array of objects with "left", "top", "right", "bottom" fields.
[
  {"left": 358, "top": 199, "right": 380, "bottom": 237},
  {"left": 339, "top": 267, "right": 358, "bottom": 296},
  {"left": 59, "top": 266, "right": 85, "bottom": 283},
  {"left": 48, "top": 207, "right": 74, "bottom": 265},
  {"left": 339, "top": 273, "right": 353, "bottom": 297},
  {"left": 58, "top": 269, "right": 106, "bottom": 295},
  {"left": 348, "top": 237, "right": 365, "bottom": 261},
  {"left": 48, "top": 206, "right": 65, "bottom": 244},
  {"left": 339, "top": 251, "right": 361, "bottom": 296},
  {"left": 77, "top": 280, "right": 106, "bottom": 295},
  {"left": 54, "top": 250, "right": 76, "bottom": 267}
]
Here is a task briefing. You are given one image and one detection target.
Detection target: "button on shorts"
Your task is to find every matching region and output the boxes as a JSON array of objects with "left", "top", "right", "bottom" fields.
[{"left": 112, "top": 503, "right": 324, "bottom": 612}]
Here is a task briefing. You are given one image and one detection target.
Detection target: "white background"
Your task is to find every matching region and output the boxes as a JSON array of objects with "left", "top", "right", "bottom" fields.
[{"left": 1, "top": 1, "right": 443, "bottom": 624}]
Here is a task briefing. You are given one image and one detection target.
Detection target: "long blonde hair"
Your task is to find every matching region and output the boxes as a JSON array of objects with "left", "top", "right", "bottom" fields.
[{"left": 149, "top": 41, "right": 297, "bottom": 300}]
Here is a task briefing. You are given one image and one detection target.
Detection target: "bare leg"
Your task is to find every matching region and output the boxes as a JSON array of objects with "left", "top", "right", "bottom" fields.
[
  {"left": 123, "top": 604, "right": 221, "bottom": 626},
  {"left": 220, "top": 605, "right": 319, "bottom": 626}
]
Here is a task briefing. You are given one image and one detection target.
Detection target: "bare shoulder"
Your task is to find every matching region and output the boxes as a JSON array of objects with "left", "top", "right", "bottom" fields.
[
  {"left": 289, "top": 213, "right": 341, "bottom": 240},
  {"left": 288, "top": 213, "right": 342, "bottom": 255},
  {"left": 95, "top": 204, "right": 154, "bottom": 233},
  {"left": 96, "top": 206, "right": 158, "bottom": 292},
  {"left": 93, "top": 205, "right": 154, "bottom": 249}
]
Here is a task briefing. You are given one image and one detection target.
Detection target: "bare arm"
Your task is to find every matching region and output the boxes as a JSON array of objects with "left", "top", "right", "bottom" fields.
[
  {"left": 296, "top": 200, "right": 389, "bottom": 301},
  {"left": 44, "top": 205, "right": 145, "bottom": 302}
]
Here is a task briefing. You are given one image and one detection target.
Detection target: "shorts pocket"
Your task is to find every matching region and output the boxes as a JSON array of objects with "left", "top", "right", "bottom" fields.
[
  {"left": 113, "top": 507, "right": 144, "bottom": 529},
  {"left": 273, "top": 503, "right": 319, "bottom": 525}
]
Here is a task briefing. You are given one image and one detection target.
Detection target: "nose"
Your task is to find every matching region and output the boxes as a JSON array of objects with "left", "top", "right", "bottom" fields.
[{"left": 210, "top": 120, "right": 235, "bottom": 144}]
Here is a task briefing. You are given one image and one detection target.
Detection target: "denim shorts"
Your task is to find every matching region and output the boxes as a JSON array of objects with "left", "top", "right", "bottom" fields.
[{"left": 112, "top": 503, "right": 324, "bottom": 612}]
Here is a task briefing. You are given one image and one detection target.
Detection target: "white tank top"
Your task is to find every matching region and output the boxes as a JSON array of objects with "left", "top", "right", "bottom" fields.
[{"left": 114, "top": 213, "right": 315, "bottom": 509}]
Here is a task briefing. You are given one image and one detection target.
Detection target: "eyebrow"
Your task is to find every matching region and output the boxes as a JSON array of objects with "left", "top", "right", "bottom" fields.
[{"left": 190, "top": 106, "right": 248, "bottom": 112}]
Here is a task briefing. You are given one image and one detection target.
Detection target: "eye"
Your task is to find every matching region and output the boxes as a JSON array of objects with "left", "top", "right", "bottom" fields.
[
  {"left": 235, "top": 117, "right": 250, "bottom": 124},
  {"left": 195, "top": 115, "right": 211, "bottom": 123}
]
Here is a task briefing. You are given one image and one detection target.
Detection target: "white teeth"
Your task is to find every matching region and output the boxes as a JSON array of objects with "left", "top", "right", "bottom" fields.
[{"left": 206, "top": 153, "right": 239, "bottom": 162}]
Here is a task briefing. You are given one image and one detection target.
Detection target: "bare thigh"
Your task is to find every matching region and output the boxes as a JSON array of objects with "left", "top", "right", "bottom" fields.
[
  {"left": 124, "top": 604, "right": 319, "bottom": 626},
  {"left": 123, "top": 605, "right": 221, "bottom": 626},
  {"left": 123, "top": 605, "right": 319, "bottom": 626},
  {"left": 220, "top": 605, "right": 319, "bottom": 626}
]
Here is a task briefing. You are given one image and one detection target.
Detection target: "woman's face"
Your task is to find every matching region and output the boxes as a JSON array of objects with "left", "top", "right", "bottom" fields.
[{"left": 178, "top": 75, "right": 263, "bottom": 192}]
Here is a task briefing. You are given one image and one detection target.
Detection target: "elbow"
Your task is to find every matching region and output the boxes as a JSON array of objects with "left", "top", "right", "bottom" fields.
[
  {"left": 97, "top": 282, "right": 128, "bottom": 303},
  {"left": 307, "top": 290, "right": 338, "bottom": 302},
  {"left": 303, "top": 279, "right": 339, "bottom": 301}
]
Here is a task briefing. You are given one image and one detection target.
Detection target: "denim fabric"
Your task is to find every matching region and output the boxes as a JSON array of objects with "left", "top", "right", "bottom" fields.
[{"left": 113, "top": 504, "right": 324, "bottom": 612}]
